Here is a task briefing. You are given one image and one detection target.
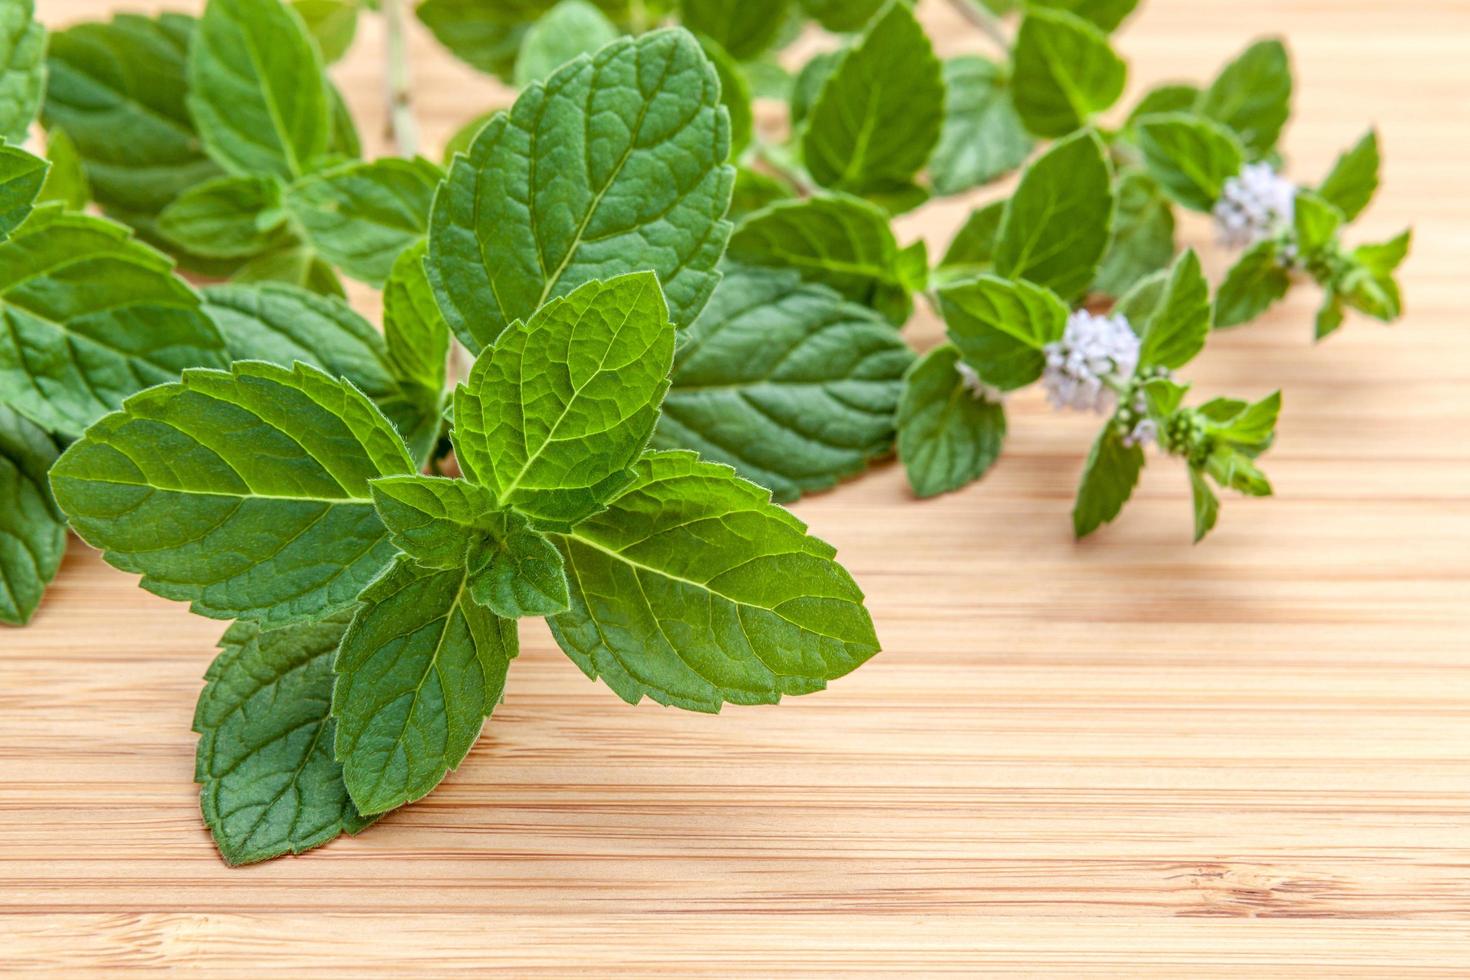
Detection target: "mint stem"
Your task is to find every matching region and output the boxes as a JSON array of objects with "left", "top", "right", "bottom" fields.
[
  {"left": 946, "top": 0, "right": 1010, "bottom": 52},
  {"left": 381, "top": 0, "right": 419, "bottom": 158}
]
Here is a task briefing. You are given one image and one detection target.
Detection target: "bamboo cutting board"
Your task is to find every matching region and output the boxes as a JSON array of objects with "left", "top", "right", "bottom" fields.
[{"left": 3, "top": 0, "right": 1468, "bottom": 974}]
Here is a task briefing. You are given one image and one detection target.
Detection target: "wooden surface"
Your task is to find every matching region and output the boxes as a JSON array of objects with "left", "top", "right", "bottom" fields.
[{"left": 4, "top": 0, "right": 1469, "bottom": 974}]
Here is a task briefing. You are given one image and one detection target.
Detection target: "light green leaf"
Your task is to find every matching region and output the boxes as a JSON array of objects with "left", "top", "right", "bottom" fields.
[
  {"left": 51, "top": 360, "right": 416, "bottom": 626},
  {"left": 896, "top": 344, "right": 1006, "bottom": 499},
  {"left": 791, "top": 49, "right": 843, "bottom": 127},
  {"left": 383, "top": 240, "right": 450, "bottom": 397},
  {"left": 1317, "top": 128, "right": 1379, "bottom": 223},
  {"left": 515, "top": 0, "right": 619, "bottom": 86},
  {"left": 0, "top": 0, "right": 45, "bottom": 143},
  {"left": 938, "top": 274, "right": 1069, "bottom": 391},
  {"left": 1124, "top": 81, "right": 1202, "bottom": 126},
  {"left": 292, "top": 0, "right": 358, "bottom": 64},
  {"left": 938, "top": 199, "right": 1005, "bottom": 278},
  {"left": 157, "top": 174, "right": 294, "bottom": 260},
  {"left": 187, "top": 0, "right": 332, "bottom": 180},
  {"left": 369, "top": 475, "right": 505, "bottom": 569},
  {"left": 417, "top": 0, "right": 641, "bottom": 81},
  {"left": 1292, "top": 190, "right": 1342, "bottom": 258},
  {"left": 1197, "top": 39, "right": 1291, "bottom": 159},
  {"left": 0, "top": 405, "right": 65, "bottom": 626},
  {"left": 443, "top": 110, "right": 496, "bottom": 166},
  {"left": 1073, "top": 424, "right": 1143, "bottom": 538},
  {"left": 325, "top": 79, "right": 361, "bottom": 160},
  {"left": 1205, "top": 446, "right": 1272, "bottom": 497},
  {"left": 38, "top": 129, "right": 89, "bottom": 210},
  {"left": 203, "top": 282, "right": 442, "bottom": 461},
  {"left": 1093, "top": 169, "right": 1175, "bottom": 298},
  {"left": 1011, "top": 7, "right": 1126, "bottom": 138},
  {"left": 1215, "top": 239, "right": 1289, "bottom": 328},
  {"left": 1134, "top": 111, "right": 1245, "bottom": 212},
  {"left": 993, "top": 129, "right": 1115, "bottom": 301},
  {"left": 651, "top": 263, "right": 913, "bottom": 502},
  {"left": 728, "top": 166, "right": 793, "bottom": 221},
  {"left": 332, "top": 557, "right": 518, "bottom": 814},
  {"left": 428, "top": 28, "right": 733, "bottom": 352},
  {"left": 467, "top": 518, "right": 570, "bottom": 618},
  {"left": 232, "top": 244, "right": 346, "bottom": 298},
  {"left": 42, "top": 13, "right": 223, "bottom": 222},
  {"left": 797, "top": 0, "right": 885, "bottom": 32},
  {"left": 1337, "top": 247, "right": 1405, "bottom": 324},
  {"left": 1204, "top": 390, "right": 1280, "bottom": 452},
  {"left": 1188, "top": 467, "right": 1219, "bottom": 543},
  {"left": 0, "top": 206, "right": 227, "bottom": 436},
  {"left": 453, "top": 272, "right": 673, "bottom": 530},
  {"left": 1315, "top": 288, "right": 1345, "bottom": 341},
  {"left": 194, "top": 612, "right": 375, "bottom": 866},
  {"left": 801, "top": 1, "right": 944, "bottom": 200},
  {"left": 931, "top": 57, "right": 1032, "bottom": 196},
  {"left": 0, "top": 143, "right": 46, "bottom": 237},
  {"left": 287, "top": 156, "right": 441, "bottom": 286},
  {"left": 697, "top": 33, "right": 754, "bottom": 158},
  {"left": 681, "top": 0, "right": 789, "bottom": 60},
  {"left": 727, "top": 194, "right": 913, "bottom": 324},
  {"left": 1137, "top": 249, "right": 1210, "bottom": 371},
  {"left": 550, "top": 450, "right": 879, "bottom": 712},
  {"left": 1029, "top": 0, "right": 1139, "bottom": 32}
]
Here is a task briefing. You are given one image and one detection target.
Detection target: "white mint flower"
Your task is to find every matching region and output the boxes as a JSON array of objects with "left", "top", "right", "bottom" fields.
[
  {"left": 1122, "top": 417, "right": 1158, "bottom": 449},
  {"left": 1213, "top": 162, "right": 1297, "bottom": 248},
  {"left": 1042, "top": 310, "right": 1140, "bottom": 414},
  {"left": 954, "top": 360, "right": 1003, "bottom": 403}
]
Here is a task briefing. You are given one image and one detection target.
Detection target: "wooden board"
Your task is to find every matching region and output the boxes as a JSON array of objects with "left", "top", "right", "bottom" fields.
[{"left": 4, "top": 0, "right": 1468, "bottom": 974}]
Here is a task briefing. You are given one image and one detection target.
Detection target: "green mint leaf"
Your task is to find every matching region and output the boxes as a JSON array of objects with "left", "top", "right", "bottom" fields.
[
  {"left": 1214, "top": 239, "right": 1289, "bottom": 328},
  {"left": 203, "top": 282, "right": 443, "bottom": 462},
  {"left": 0, "top": 142, "right": 46, "bottom": 237},
  {"left": 1093, "top": 169, "right": 1176, "bottom": 298},
  {"left": 0, "top": 405, "right": 64, "bottom": 625},
  {"left": 1317, "top": 128, "right": 1379, "bottom": 222},
  {"left": 651, "top": 263, "right": 913, "bottom": 502},
  {"left": 1012, "top": 7, "right": 1126, "bottom": 138},
  {"left": 681, "top": 0, "right": 790, "bottom": 60},
  {"left": 1029, "top": 0, "right": 1139, "bottom": 33},
  {"left": 938, "top": 274, "right": 1069, "bottom": 391},
  {"left": 38, "top": 129, "right": 90, "bottom": 211},
  {"left": 1073, "top": 425, "right": 1144, "bottom": 538},
  {"left": 1134, "top": 111, "right": 1246, "bottom": 212},
  {"left": 0, "top": 206, "right": 228, "bottom": 436},
  {"left": 1113, "top": 267, "right": 1168, "bottom": 328},
  {"left": 232, "top": 243, "right": 346, "bottom": 298},
  {"left": 0, "top": 0, "right": 44, "bottom": 144},
  {"left": 697, "top": 34, "right": 754, "bottom": 158},
  {"left": 514, "top": 0, "right": 619, "bottom": 86},
  {"left": 442, "top": 110, "right": 496, "bottom": 167},
  {"left": 796, "top": 0, "right": 886, "bottom": 32},
  {"left": 43, "top": 13, "right": 223, "bottom": 223},
  {"left": 790, "top": 49, "right": 843, "bottom": 128},
  {"left": 728, "top": 194, "right": 914, "bottom": 324},
  {"left": 287, "top": 156, "right": 441, "bottom": 286},
  {"left": 549, "top": 450, "right": 879, "bottom": 712},
  {"left": 453, "top": 272, "right": 673, "bottom": 530},
  {"left": 193, "top": 612, "right": 375, "bottom": 865},
  {"left": 467, "top": 517, "right": 570, "bottom": 618},
  {"left": 1196, "top": 39, "right": 1291, "bottom": 160},
  {"left": 369, "top": 475, "right": 504, "bottom": 569},
  {"left": 801, "top": 1, "right": 944, "bottom": 200},
  {"left": 1188, "top": 467, "right": 1219, "bottom": 543},
  {"left": 383, "top": 240, "right": 450, "bottom": 397},
  {"left": 729, "top": 166, "right": 793, "bottom": 221},
  {"left": 417, "top": 0, "right": 605, "bottom": 81},
  {"left": 1337, "top": 252, "right": 1404, "bottom": 323},
  {"left": 51, "top": 360, "right": 416, "bottom": 626},
  {"left": 1292, "top": 190, "right": 1342, "bottom": 258},
  {"left": 1204, "top": 390, "right": 1280, "bottom": 453},
  {"left": 156, "top": 174, "right": 294, "bottom": 260},
  {"left": 188, "top": 0, "right": 331, "bottom": 180},
  {"left": 938, "top": 199, "right": 1005, "bottom": 279},
  {"left": 428, "top": 28, "right": 733, "bottom": 352},
  {"left": 930, "top": 56, "right": 1033, "bottom": 196},
  {"left": 325, "top": 79, "right": 362, "bottom": 161},
  {"left": 993, "top": 129, "right": 1115, "bottom": 301},
  {"left": 1124, "top": 81, "right": 1202, "bottom": 127},
  {"left": 896, "top": 344, "right": 1006, "bottom": 499},
  {"left": 292, "top": 0, "right": 358, "bottom": 64},
  {"left": 1137, "top": 249, "right": 1210, "bottom": 371},
  {"left": 332, "top": 557, "right": 518, "bottom": 814},
  {"left": 1315, "top": 288, "right": 1346, "bottom": 341},
  {"left": 1205, "top": 446, "right": 1272, "bottom": 497}
]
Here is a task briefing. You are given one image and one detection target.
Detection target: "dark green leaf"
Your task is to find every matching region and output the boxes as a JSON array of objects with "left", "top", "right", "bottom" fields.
[
  {"left": 938, "top": 199, "right": 1005, "bottom": 278},
  {"left": 1093, "top": 169, "right": 1175, "bottom": 298},
  {"left": 383, "top": 240, "right": 450, "bottom": 397},
  {"left": 790, "top": 49, "right": 843, "bottom": 127},
  {"left": 232, "top": 244, "right": 346, "bottom": 298},
  {"left": 194, "top": 613, "right": 375, "bottom": 865},
  {"left": 38, "top": 130, "right": 90, "bottom": 210},
  {"left": 428, "top": 28, "right": 733, "bottom": 352},
  {"left": 0, "top": 405, "right": 65, "bottom": 626},
  {"left": 681, "top": 0, "right": 790, "bottom": 60},
  {"left": 467, "top": 518, "right": 570, "bottom": 618},
  {"left": 1124, "top": 81, "right": 1201, "bottom": 126},
  {"left": 514, "top": 0, "right": 619, "bottom": 85},
  {"left": 697, "top": 33, "right": 754, "bottom": 157},
  {"left": 938, "top": 274, "right": 1069, "bottom": 391},
  {"left": 1029, "top": 0, "right": 1139, "bottom": 32},
  {"left": 0, "top": 143, "right": 46, "bottom": 237},
  {"left": 1188, "top": 467, "right": 1218, "bottom": 543},
  {"left": 443, "top": 109, "right": 497, "bottom": 166},
  {"left": 549, "top": 450, "right": 879, "bottom": 712},
  {"left": 292, "top": 0, "right": 358, "bottom": 64},
  {"left": 728, "top": 165, "right": 793, "bottom": 221},
  {"left": 930, "top": 56, "right": 1033, "bottom": 195},
  {"left": 157, "top": 174, "right": 294, "bottom": 260},
  {"left": 0, "top": 0, "right": 45, "bottom": 143},
  {"left": 1134, "top": 111, "right": 1245, "bottom": 212},
  {"left": 1136, "top": 249, "right": 1210, "bottom": 370},
  {"left": 1317, "top": 129, "right": 1379, "bottom": 222},
  {"left": 1073, "top": 424, "right": 1144, "bottom": 538},
  {"left": 51, "top": 360, "right": 416, "bottom": 626},
  {"left": 896, "top": 344, "right": 1006, "bottom": 499},
  {"left": 369, "top": 475, "right": 504, "bottom": 568},
  {"left": 652, "top": 263, "right": 913, "bottom": 501},
  {"left": 1197, "top": 39, "right": 1291, "bottom": 159},
  {"left": 797, "top": 0, "right": 886, "bottom": 32},
  {"left": 1012, "top": 7, "right": 1126, "bottom": 138},
  {"left": 1214, "top": 239, "right": 1289, "bottom": 328}
]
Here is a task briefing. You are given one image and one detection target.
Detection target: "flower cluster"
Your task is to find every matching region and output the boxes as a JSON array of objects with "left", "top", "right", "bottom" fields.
[
  {"left": 1213, "top": 162, "right": 1297, "bottom": 248},
  {"left": 1042, "top": 310, "right": 1140, "bottom": 414}
]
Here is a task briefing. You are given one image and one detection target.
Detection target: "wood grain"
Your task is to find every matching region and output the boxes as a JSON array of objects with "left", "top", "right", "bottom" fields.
[{"left": 4, "top": 0, "right": 1468, "bottom": 974}]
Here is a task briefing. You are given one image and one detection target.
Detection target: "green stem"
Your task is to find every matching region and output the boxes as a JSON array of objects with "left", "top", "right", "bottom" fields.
[{"left": 381, "top": 0, "right": 418, "bottom": 157}]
